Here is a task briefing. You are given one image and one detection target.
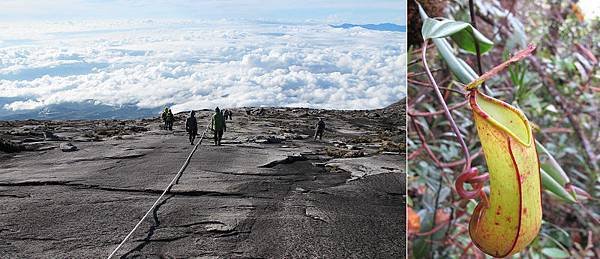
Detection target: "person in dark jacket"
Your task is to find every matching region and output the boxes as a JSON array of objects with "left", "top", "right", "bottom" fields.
[
  {"left": 185, "top": 111, "right": 198, "bottom": 145},
  {"left": 161, "top": 107, "right": 169, "bottom": 130},
  {"left": 165, "top": 109, "right": 174, "bottom": 131},
  {"left": 211, "top": 107, "right": 226, "bottom": 146},
  {"left": 314, "top": 118, "right": 325, "bottom": 140}
]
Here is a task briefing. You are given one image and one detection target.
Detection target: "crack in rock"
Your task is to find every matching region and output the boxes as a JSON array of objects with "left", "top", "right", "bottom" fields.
[
  {"left": 171, "top": 220, "right": 227, "bottom": 228},
  {"left": 204, "top": 169, "right": 307, "bottom": 177},
  {"left": 216, "top": 230, "right": 251, "bottom": 238},
  {"left": 259, "top": 154, "right": 308, "bottom": 168},
  {"left": 104, "top": 152, "right": 145, "bottom": 159},
  {"left": 4, "top": 237, "right": 58, "bottom": 241},
  {"left": 0, "top": 181, "right": 245, "bottom": 198},
  {"left": 0, "top": 194, "right": 31, "bottom": 198}
]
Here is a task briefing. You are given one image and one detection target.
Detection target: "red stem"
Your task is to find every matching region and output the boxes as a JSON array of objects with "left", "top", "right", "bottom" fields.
[{"left": 421, "top": 40, "right": 473, "bottom": 174}]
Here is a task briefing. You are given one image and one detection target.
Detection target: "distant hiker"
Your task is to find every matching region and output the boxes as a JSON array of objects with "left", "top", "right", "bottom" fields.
[
  {"left": 166, "top": 109, "right": 175, "bottom": 131},
  {"left": 223, "top": 109, "right": 229, "bottom": 120},
  {"left": 186, "top": 111, "right": 198, "bottom": 145},
  {"left": 161, "top": 107, "right": 169, "bottom": 130},
  {"left": 225, "top": 109, "right": 233, "bottom": 120},
  {"left": 314, "top": 118, "right": 325, "bottom": 140},
  {"left": 211, "top": 107, "right": 226, "bottom": 146}
]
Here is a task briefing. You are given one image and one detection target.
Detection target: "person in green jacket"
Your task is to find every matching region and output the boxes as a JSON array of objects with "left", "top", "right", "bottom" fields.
[
  {"left": 210, "top": 107, "right": 227, "bottom": 146},
  {"left": 211, "top": 107, "right": 226, "bottom": 146}
]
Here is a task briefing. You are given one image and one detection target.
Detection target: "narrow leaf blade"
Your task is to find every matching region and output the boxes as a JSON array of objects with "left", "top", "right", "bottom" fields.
[{"left": 541, "top": 168, "right": 577, "bottom": 203}]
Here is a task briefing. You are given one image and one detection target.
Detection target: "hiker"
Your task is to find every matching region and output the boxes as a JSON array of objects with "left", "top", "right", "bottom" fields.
[
  {"left": 223, "top": 109, "right": 229, "bottom": 120},
  {"left": 185, "top": 111, "right": 198, "bottom": 145},
  {"left": 211, "top": 107, "right": 226, "bottom": 146},
  {"left": 223, "top": 109, "right": 232, "bottom": 120},
  {"left": 166, "top": 109, "right": 175, "bottom": 131},
  {"left": 161, "top": 107, "right": 170, "bottom": 130},
  {"left": 314, "top": 118, "right": 325, "bottom": 140},
  {"left": 227, "top": 110, "right": 233, "bottom": 120}
]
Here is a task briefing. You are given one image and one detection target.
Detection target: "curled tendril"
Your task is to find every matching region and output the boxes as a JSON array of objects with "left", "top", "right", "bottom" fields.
[{"left": 455, "top": 167, "right": 490, "bottom": 206}]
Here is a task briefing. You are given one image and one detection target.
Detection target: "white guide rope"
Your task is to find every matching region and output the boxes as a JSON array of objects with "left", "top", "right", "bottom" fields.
[{"left": 107, "top": 125, "right": 209, "bottom": 259}]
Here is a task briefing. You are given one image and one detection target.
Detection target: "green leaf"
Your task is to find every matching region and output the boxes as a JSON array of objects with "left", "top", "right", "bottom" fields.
[
  {"left": 546, "top": 227, "right": 572, "bottom": 249},
  {"left": 541, "top": 168, "right": 576, "bottom": 203},
  {"left": 536, "top": 140, "right": 570, "bottom": 187},
  {"left": 457, "top": 58, "right": 479, "bottom": 80},
  {"left": 412, "top": 235, "right": 430, "bottom": 259},
  {"left": 422, "top": 17, "right": 494, "bottom": 54},
  {"left": 529, "top": 250, "right": 542, "bottom": 259},
  {"left": 466, "top": 199, "right": 476, "bottom": 214},
  {"left": 541, "top": 247, "right": 570, "bottom": 258},
  {"left": 417, "top": 3, "right": 478, "bottom": 84},
  {"left": 541, "top": 163, "right": 569, "bottom": 187}
]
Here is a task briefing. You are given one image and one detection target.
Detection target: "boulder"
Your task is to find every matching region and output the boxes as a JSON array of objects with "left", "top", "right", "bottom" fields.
[
  {"left": 60, "top": 143, "right": 78, "bottom": 152},
  {"left": 265, "top": 136, "right": 283, "bottom": 144},
  {"left": 346, "top": 144, "right": 363, "bottom": 150},
  {"left": 282, "top": 133, "right": 309, "bottom": 140},
  {"left": 343, "top": 150, "right": 365, "bottom": 158}
]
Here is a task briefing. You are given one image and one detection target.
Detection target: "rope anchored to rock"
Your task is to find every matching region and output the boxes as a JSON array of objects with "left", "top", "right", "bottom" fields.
[{"left": 107, "top": 125, "right": 210, "bottom": 259}]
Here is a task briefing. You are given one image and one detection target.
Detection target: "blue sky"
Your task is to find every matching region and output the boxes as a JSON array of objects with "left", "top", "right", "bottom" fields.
[{"left": 0, "top": 0, "right": 406, "bottom": 24}]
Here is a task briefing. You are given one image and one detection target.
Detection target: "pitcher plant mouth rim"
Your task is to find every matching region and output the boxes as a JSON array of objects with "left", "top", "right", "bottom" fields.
[{"left": 469, "top": 89, "right": 533, "bottom": 147}]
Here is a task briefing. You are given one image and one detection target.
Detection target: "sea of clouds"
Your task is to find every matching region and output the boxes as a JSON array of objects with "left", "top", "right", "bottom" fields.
[{"left": 0, "top": 20, "right": 405, "bottom": 118}]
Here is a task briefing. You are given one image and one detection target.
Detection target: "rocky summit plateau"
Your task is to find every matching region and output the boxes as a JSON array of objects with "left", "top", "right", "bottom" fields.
[{"left": 0, "top": 100, "right": 405, "bottom": 258}]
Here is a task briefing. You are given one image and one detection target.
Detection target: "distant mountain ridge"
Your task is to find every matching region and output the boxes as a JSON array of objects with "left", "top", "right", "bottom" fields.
[
  {"left": 330, "top": 23, "right": 406, "bottom": 32},
  {"left": 0, "top": 100, "right": 162, "bottom": 120},
  {"left": 0, "top": 98, "right": 406, "bottom": 121}
]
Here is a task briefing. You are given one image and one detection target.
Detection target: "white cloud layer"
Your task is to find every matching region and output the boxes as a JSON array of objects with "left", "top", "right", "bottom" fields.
[{"left": 0, "top": 20, "right": 405, "bottom": 114}]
